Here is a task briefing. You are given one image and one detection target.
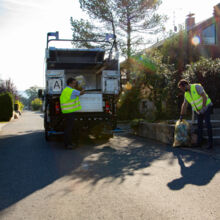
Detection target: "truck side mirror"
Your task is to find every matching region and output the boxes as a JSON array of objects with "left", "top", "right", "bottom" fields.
[{"left": 38, "top": 89, "right": 43, "bottom": 98}]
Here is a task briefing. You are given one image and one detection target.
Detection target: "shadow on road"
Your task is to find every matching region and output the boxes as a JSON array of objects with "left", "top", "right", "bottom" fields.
[
  {"left": 0, "top": 131, "right": 86, "bottom": 211},
  {"left": 0, "top": 130, "right": 220, "bottom": 211},
  {"left": 68, "top": 137, "right": 220, "bottom": 190},
  {"left": 167, "top": 148, "right": 220, "bottom": 190},
  {"left": 0, "top": 131, "right": 169, "bottom": 211},
  {"left": 67, "top": 136, "right": 170, "bottom": 185}
]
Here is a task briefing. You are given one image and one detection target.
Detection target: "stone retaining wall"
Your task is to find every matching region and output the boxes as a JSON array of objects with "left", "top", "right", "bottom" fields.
[{"left": 136, "top": 121, "right": 175, "bottom": 145}]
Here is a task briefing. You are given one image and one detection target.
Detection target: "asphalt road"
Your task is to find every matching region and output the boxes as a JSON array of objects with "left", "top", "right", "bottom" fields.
[{"left": 0, "top": 111, "right": 220, "bottom": 220}]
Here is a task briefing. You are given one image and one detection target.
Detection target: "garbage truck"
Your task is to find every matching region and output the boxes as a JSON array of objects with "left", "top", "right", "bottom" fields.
[{"left": 39, "top": 32, "right": 120, "bottom": 141}]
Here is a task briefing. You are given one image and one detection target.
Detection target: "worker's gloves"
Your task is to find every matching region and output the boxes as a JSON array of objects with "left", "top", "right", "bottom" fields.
[{"left": 179, "top": 115, "right": 183, "bottom": 122}]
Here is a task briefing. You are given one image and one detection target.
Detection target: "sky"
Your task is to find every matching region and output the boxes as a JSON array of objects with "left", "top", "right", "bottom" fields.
[{"left": 0, "top": 0, "right": 219, "bottom": 92}]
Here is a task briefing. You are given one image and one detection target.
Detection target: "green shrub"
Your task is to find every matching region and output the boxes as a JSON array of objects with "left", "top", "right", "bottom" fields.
[
  {"left": 117, "top": 86, "right": 143, "bottom": 120},
  {"left": 120, "top": 48, "right": 213, "bottom": 121},
  {"left": 0, "top": 92, "right": 13, "bottom": 121},
  {"left": 132, "top": 50, "right": 181, "bottom": 120},
  {"left": 31, "top": 98, "right": 42, "bottom": 111}
]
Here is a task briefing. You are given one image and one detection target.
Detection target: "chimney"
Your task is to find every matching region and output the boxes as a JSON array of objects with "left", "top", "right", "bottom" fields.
[
  {"left": 185, "top": 13, "right": 195, "bottom": 31},
  {"left": 214, "top": 3, "right": 220, "bottom": 17}
]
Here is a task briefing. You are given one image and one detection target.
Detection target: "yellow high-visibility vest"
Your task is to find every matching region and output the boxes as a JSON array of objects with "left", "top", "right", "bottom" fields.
[
  {"left": 60, "top": 87, "right": 81, "bottom": 114},
  {"left": 184, "top": 84, "right": 211, "bottom": 111}
]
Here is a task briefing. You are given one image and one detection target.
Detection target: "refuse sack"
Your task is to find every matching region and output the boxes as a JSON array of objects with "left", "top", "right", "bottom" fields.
[
  {"left": 75, "top": 75, "right": 86, "bottom": 90},
  {"left": 173, "top": 119, "right": 191, "bottom": 147}
]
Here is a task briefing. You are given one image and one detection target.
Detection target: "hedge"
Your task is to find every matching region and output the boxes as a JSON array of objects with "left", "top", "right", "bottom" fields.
[{"left": 0, "top": 92, "right": 13, "bottom": 121}]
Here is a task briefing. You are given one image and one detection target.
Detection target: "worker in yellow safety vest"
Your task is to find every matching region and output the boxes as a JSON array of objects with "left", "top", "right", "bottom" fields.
[
  {"left": 178, "top": 79, "right": 213, "bottom": 149},
  {"left": 60, "top": 77, "right": 85, "bottom": 149}
]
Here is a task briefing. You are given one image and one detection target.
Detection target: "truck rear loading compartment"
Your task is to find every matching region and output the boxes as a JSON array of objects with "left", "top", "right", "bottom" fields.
[
  {"left": 47, "top": 48, "right": 105, "bottom": 63},
  {"left": 47, "top": 63, "right": 105, "bottom": 70},
  {"left": 47, "top": 61, "right": 118, "bottom": 71},
  {"left": 46, "top": 48, "right": 119, "bottom": 70}
]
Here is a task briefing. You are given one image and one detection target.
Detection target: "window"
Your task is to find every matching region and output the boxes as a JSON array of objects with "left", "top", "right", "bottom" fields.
[{"left": 202, "top": 24, "right": 216, "bottom": 45}]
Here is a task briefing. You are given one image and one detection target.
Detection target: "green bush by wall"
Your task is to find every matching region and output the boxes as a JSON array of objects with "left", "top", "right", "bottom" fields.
[
  {"left": 117, "top": 86, "right": 143, "bottom": 120},
  {"left": 0, "top": 92, "right": 13, "bottom": 121}
]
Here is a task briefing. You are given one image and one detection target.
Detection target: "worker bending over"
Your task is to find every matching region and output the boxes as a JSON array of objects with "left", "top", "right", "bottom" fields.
[{"left": 178, "top": 79, "right": 213, "bottom": 149}]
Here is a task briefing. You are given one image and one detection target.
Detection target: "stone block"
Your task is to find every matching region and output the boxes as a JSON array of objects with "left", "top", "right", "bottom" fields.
[{"left": 137, "top": 121, "right": 175, "bottom": 144}]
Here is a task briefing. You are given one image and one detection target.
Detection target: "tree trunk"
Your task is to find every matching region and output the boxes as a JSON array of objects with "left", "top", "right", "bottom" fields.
[{"left": 126, "top": 7, "right": 131, "bottom": 81}]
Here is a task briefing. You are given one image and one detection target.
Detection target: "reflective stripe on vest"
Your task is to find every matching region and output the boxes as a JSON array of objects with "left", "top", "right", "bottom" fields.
[
  {"left": 60, "top": 87, "right": 82, "bottom": 114},
  {"left": 184, "top": 84, "right": 211, "bottom": 111}
]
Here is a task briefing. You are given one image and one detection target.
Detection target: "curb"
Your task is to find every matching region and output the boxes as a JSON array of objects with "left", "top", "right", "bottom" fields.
[
  {"left": 125, "top": 126, "right": 220, "bottom": 161},
  {"left": 125, "top": 130, "right": 220, "bottom": 161}
]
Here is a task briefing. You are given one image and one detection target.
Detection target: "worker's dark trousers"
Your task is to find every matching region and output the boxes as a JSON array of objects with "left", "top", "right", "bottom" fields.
[
  {"left": 64, "top": 113, "right": 78, "bottom": 146},
  {"left": 195, "top": 105, "right": 213, "bottom": 147}
]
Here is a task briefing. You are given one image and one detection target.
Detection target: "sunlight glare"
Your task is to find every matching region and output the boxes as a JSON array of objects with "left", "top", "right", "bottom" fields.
[{"left": 191, "top": 35, "right": 200, "bottom": 46}]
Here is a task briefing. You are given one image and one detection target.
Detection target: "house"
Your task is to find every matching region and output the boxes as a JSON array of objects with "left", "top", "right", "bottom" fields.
[
  {"left": 186, "top": 3, "right": 220, "bottom": 59},
  {"left": 147, "top": 3, "right": 220, "bottom": 59},
  {"left": 138, "top": 4, "right": 220, "bottom": 117}
]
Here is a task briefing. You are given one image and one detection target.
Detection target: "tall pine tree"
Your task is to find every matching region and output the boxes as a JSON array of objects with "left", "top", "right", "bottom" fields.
[{"left": 71, "top": 0, "right": 165, "bottom": 80}]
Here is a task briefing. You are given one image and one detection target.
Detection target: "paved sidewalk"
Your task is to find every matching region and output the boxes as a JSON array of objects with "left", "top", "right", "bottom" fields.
[
  {"left": 0, "top": 111, "right": 23, "bottom": 133},
  {"left": 0, "top": 123, "right": 8, "bottom": 132}
]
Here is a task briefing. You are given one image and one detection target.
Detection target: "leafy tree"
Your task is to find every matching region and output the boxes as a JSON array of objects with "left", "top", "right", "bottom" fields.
[
  {"left": 71, "top": 0, "right": 166, "bottom": 80},
  {"left": 18, "top": 95, "right": 29, "bottom": 108},
  {"left": 25, "top": 86, "right": 39, "bottom": 106},
  {"left": 119, "top": 49, "right": 182, "bottom": 121},
  {"left": 0, "top": 78, "right": 18, "bottom": 97},
  {"left": 133, "top": 50, "right": 179, "bottom": 119},
  {"left": 70, "top": 19, "right": 108, "bottom": 49}
]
